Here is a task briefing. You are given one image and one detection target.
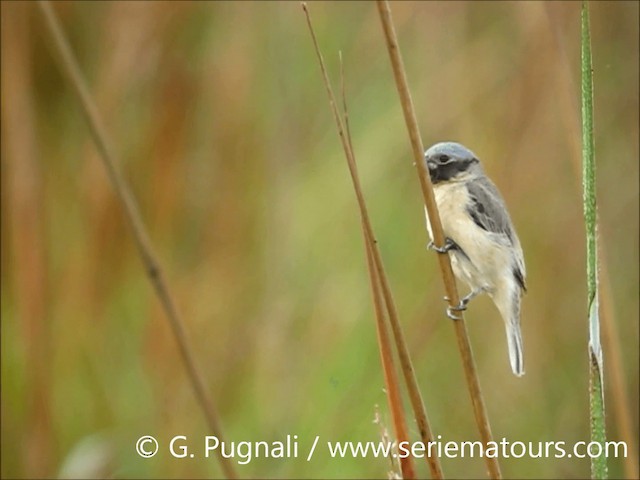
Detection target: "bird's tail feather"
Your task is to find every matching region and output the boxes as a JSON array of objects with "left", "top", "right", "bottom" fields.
[
  {"left": 506, "top": 323, "right": 524, "bottom": 377},
  {"left": 497, "top": 287, "right": 525, "bottom": 377}
]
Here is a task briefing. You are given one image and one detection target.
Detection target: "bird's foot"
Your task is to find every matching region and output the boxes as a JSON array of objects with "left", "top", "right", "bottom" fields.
[
  {"left": 443, "top": 289, "right": 484, "bottom": 321},
  {"left": 427, "top": 237, "right": 456, "bottom": 254},
  {"left": 444, "top": 297, "right": 469, "bottom": 320}
]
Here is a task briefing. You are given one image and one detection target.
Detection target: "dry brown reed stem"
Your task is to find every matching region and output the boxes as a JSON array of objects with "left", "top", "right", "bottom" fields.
[
  {"left": 364, "top": 235, "right": 416, "bottom": 480},
  {"left": 544, "top": 7, "right": 638, "bottom": 477},
  {"left": 376, "top": 1, "right": 501, "bottom": 478},
  {"left": 302, "top": 4, "right": 443, "bottom": 478},
  {"left": 36, "top": 3, "right": 237, "bottom": 478},
  {"left": 341, "top": 53, "right": 416, "bottom": 479}
]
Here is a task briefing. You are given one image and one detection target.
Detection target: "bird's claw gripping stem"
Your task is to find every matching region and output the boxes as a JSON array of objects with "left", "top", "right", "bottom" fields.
[
  {"left": 442, "top": 288, "right": 484, "bottom": 321},
  {"left": 427, "top": 237, "right": 456, "bottom": 254},
  {"left": 445, "top": 297, "right": 468, "bottom": 320}
]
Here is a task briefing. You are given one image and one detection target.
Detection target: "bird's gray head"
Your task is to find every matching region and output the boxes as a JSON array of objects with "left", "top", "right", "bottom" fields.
[{"left": 424, "top": 142, "right": 482, "bottom": 184}]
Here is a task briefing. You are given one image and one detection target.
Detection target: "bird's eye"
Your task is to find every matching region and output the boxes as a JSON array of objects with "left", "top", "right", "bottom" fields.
[{"left": 439, "top": 155, "right": 451, "bottom": 163}]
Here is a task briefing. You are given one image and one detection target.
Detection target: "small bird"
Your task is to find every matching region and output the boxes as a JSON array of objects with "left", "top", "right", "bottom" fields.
[{"left": 423, "top": 142, "right": 527, "bottom": 376}]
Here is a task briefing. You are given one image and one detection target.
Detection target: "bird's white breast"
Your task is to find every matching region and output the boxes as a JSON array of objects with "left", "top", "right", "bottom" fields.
[{"left": 425, "top": 181, "right": 513, "bottom": 294}]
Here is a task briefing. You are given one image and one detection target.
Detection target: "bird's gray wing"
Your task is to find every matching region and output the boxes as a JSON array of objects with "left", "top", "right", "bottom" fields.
[
  {"left": 467, "top": 177, "right": 527, "bottom": 291},
  {"left": 466, "top": 177, "right": 514, "bottom": 242}
]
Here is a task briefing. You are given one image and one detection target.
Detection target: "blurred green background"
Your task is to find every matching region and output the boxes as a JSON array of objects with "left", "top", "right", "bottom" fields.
[{"left": 1, "top": 1, "right": 638, "bottom": 479}]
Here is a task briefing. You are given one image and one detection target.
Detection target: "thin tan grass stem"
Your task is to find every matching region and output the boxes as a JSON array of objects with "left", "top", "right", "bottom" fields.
[
  {"left": 341, "top": 52, "right": 416, "bottom": 479},
  {"left": 302, "top": 4, "right": 443, "bottom": 478},
  {"left": 376, "top": 1, "right": 501, "bottom": 478},
  {"left": 364, "top": 235, "right": 417, "bottom": 480},
  {"left": 36, "top": 2, "right": 237, "bottom": 478}
]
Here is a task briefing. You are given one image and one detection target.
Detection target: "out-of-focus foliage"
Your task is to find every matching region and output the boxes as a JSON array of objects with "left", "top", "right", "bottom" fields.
[{"left": 1, "top": 2, "right": 637, "bottom": 479}]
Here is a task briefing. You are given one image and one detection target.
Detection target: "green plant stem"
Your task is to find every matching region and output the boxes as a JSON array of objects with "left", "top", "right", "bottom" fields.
[
  {"left": 546, "top": 4, "right": 634, "bottom": 477},
  {"left": 581, "top": 2, "right": 607, "bottom": 479}
]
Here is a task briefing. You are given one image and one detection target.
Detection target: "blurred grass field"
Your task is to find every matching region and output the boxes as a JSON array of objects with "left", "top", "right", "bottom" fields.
[{"left": 1, "top": 1, "right": 638, "bottom": 479}]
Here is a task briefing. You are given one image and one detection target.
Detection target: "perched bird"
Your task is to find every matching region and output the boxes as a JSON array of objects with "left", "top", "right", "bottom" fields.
[{"left": 423, "top": 142, "right": 527, "bottom": 376}]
